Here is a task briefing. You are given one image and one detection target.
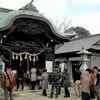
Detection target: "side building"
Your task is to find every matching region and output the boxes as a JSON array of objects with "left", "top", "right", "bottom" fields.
[{"left": 55, "top": 34, "right": 100, "bottom": 77}]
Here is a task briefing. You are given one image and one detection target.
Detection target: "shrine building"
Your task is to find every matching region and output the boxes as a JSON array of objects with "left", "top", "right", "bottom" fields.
[{"left": 0, "top": 1, "right": 73, "bottom": 73}]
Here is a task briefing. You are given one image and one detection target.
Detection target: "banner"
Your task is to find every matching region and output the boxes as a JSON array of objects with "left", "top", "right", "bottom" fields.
[{"left": 45, "top": 61, "right": 53, "bottom": 72}]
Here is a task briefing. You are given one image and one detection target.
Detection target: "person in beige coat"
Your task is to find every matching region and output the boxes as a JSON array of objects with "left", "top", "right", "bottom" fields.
[{"left": 80, "top": 68, "right": 92, "bottom": 100}]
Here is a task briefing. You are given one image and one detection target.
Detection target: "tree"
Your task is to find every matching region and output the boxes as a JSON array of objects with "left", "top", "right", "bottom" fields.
[
  {"left": 53, "top": 19, "right": 91, "bottom": 38},
  {"left": 65, "top": 26, "right": 91, "bottom": 38}
]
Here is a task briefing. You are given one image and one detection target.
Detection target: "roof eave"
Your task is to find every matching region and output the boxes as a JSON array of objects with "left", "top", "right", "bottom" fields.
[{"left": 0, "top": 10, "right": 73, "bottom": 42}]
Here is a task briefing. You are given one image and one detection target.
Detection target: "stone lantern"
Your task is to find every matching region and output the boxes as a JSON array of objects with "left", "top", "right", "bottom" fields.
[{"left": 77, "top": 46, "right": 91, "bottom": 72}]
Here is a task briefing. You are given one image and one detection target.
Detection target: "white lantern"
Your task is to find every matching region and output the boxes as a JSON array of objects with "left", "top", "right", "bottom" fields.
[
  {"left": 12, "top": 53, "right": 15, "bottom": 60},
  {"left": 33, "top": 53, "right": 36, "bottom": 61},
  {"left": 25, "top": 53, "right": 28, "bottom": 59},
  {"left": 36, "top": 56, "right": 38, "bottom": 61},
  {"left": 33, "top": 56, "right": 35, "bottom": 61},
  {"left": 15, "top": 55, "right": 18, "bottom": 59},
  {"left": 20, "top": 55, "right": 23, "bottom": 61},
  {"left": 29, "top": 55, "right": 32, "bottom": 61}
]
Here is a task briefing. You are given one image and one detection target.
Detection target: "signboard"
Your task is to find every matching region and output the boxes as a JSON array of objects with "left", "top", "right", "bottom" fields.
[
  {"left": 59, "top": 62, "right": 65, "bottom": 72},
  {"left": 45, "top": 61, "right": 53, "bottom": 72}
]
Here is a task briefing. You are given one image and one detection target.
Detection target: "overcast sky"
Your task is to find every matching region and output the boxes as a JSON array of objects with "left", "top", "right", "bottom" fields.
[{"left": 0, "top": 0, "right": 100, "bottom": 34}]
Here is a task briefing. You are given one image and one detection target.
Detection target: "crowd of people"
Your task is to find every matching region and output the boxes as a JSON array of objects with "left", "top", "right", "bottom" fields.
[
  {"left": 0, "top": 65, "right": 71, "bottom": 100},
  {"left": 74, "top": 66, "right": 100, "bottom": 100},
  {"left": 0, "top": 64, "right": 100, "bottom": 100}
]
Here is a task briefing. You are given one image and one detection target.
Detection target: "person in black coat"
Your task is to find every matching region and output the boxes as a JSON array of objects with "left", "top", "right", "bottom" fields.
[
  {"left": 62, "top": 68, "right": 71, "bottom": 97},
  {"left": 16, "top": 66, "right": 24, "bottom": 90},
  {"left": 49, "top": 68, "right": 61, "bottom": 98}
]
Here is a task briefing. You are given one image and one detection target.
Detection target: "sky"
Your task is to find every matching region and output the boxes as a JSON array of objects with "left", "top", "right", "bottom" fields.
[{"left": 0, "top": 0, "right": 100, "bottom": 35}]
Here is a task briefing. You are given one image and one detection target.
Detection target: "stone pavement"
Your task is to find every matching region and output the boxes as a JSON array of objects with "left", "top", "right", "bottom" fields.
[{"left": 0, "top": 85, "right": 81, "bottom": 100}]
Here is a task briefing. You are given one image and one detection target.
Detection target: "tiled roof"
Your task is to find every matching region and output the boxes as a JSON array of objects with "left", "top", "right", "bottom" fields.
[
  {"left": 55, "top": 34, "right": 100, "bottom": 54},
  {"left": 0, "top": 1, "right": 75, "bottom": 42},
  {"left": 0, "top": 7, "right": 12, "bottom": 13},
  {"left": 0, "top": 7, "right": 13, "bottom": 20}
]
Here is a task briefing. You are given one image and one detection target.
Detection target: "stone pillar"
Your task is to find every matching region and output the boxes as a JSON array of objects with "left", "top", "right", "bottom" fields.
[{"left": 77, "top": 47, "right": 91, "bottom": 72}]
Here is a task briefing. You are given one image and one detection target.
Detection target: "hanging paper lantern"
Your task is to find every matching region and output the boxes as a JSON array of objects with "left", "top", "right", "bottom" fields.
[
  {"left": 25, "top": 53, "right": 28, "bottom": 59},
  {"left": 32, "top": 53, "right": 35, "bottom": 61},
  {"left": 33, "top": 56, "right": 35, "bottom": 62},
  {"left": 15, "top": 55, "right": 18, "bottom": 59},
  {"left": 12, "top": 53, "right": 14, "bottom": 59},
  {"left": 29, "top": 55, "right": 32, "bottom": 61},
  {"left": 20, "top": 55, "right": 22, "bottom": 61},
  {"left": 36, "top": 56, "right": 38, "bottom": 61}
]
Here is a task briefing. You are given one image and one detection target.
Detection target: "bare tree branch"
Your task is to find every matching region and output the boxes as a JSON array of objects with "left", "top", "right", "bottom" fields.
[{"left": 53, "top": 19, "right": 72, "bottom": 33}]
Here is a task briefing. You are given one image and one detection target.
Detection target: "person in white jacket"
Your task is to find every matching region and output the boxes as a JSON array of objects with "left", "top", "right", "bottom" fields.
[
  {"left": 30, "top": 67, "right": 36, "bottom": 90},
  {"left": 42, "top": 69, "right": 48, "bottom": 96}
]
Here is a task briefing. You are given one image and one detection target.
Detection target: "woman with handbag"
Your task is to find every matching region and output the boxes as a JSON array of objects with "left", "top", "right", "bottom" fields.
[
  {"left": 1, "top": 65, "right": 16, "bottom": 100},
  {"left": 80, "top": 68, "right": 92, "bottom": 100}
]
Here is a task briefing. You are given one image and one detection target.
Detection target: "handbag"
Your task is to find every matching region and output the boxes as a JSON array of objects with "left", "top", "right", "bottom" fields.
[
  {"left": 90, "top": 84, "right": 95, "bottom": 92},
  {"left": 6, "top": 72, "right": 14, "bottom": 89},
  {"left": 66, "top": 80, "right": 71, "bottom": 87}
]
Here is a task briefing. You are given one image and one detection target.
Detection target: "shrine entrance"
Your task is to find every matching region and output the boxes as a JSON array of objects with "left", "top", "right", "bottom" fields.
[{"left": 0, "top": 1, "right": 71, "bottom": 73}]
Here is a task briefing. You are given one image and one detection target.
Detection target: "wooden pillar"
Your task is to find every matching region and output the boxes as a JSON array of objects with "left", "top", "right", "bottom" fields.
[
  {"left": 10, "top": 53, "right": 12, "bottom": 66},
  {"left": 52, "top": 46, "right": 55, "bottom": 70},
  {"left": 45, "top": 46, "right": 55, "bottom": 72},
  {"left": 27, "top": 57, "right": 29, "bottom": 73}
]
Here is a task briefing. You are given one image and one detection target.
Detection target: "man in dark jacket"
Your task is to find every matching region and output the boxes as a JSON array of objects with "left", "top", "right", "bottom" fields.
[
  {"left": 62, "top": 68, "right": 71, "bottom": 97},
  {"left": 16, "top": 66, "right": 24, "bottom": 90},
  {"left": 49, "top": 67, "right": 61, "bottom": 98}
]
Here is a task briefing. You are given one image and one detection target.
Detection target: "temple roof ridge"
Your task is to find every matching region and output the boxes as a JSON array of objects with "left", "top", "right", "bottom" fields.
[{"left": 19, "top": 0, "right": 39, "bottom": 12}]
